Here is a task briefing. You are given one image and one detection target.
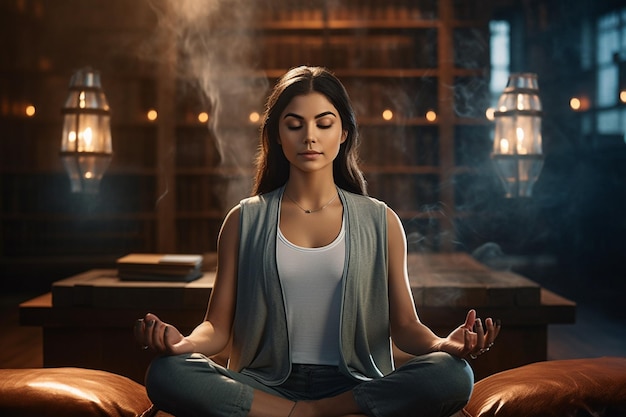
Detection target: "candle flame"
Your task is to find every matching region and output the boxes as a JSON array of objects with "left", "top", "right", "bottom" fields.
[
  {"left": 516, "top": 127, "right": 527, "bottom": 154},
  {"left": 83, "top": 127, "right": 93, "bottom": 145},
  {"left": 500, "top": 138, "right": 509, "bottom": 154}
]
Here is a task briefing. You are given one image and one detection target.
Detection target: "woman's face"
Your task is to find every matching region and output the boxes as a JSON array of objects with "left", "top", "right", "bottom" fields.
[{"left": 277, "top": 92, "right": 347, "bottom": 175}]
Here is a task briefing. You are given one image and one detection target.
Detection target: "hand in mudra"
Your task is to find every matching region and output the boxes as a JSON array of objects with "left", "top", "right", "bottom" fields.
[
  {"left": 438, "top": 309, "right": 501, "bottom": 360},
  {"left": 134, "top": 313, "right": 194, "bottom": 355}
]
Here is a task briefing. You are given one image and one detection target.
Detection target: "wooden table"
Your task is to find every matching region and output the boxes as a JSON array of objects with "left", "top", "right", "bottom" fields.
[{"left": 20, "top": 253, "right": 575, "bottom": 383}]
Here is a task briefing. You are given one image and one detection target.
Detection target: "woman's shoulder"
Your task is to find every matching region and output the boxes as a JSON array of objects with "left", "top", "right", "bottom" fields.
[
  {"left": 239, "top": 187, "right": 283, "bottom": 208},
  {"left": 340, "top": 188, "right": 388, "bottom": 210}
]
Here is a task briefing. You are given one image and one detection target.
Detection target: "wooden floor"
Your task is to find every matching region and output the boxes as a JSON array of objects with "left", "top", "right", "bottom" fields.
[
  {"left": 1, "top": 289, "right": 625, "bottom": 371},
  {"left": 0, "top": 293, "right": 43, "bottom": 369}
]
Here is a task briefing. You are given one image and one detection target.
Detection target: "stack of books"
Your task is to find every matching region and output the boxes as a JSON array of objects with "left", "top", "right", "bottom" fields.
[{"left": 116, "top": 253, "right": 203, "bottom": 282}]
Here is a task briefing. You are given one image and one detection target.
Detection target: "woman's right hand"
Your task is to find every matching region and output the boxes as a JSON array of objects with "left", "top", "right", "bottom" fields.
[{"left": 134, "top": 313, "right": 195, "bottom": 355}]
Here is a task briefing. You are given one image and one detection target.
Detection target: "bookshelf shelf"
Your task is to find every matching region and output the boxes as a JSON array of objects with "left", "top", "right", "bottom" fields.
[
  {"left": 176, "top": 210, "right": 227, "bottom": 220},
  {"left": 0, "top": 213, "right": 157, "bottom": 221},
  {"left": 362, "top": 166, "right": 441, "bottom": 175},
  {"left": 176, "top": 167, "right": 254, "bottom": 176}
]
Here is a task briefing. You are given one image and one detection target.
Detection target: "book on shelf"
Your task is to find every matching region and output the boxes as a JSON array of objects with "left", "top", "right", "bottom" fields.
[{"left": 116, "top": 253, "right": 203, "bottom": 282}]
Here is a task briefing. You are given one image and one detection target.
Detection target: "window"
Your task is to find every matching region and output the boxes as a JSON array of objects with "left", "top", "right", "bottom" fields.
[
  {"left": 596, "top": 8, "right": 626, "bottom": 139},
  {"left": 490, "top": 20, "right": 510, "bottom": 107}
]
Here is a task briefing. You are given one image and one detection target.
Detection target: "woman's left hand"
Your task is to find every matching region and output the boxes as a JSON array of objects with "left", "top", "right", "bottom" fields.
[{"left": 438, "top": 309, "right": 501, "bottom": 360}]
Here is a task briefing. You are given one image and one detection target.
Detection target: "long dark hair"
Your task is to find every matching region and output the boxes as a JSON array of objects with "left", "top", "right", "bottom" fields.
[{"left": 252, "top": 66, "right": 367, "bottom": 196}]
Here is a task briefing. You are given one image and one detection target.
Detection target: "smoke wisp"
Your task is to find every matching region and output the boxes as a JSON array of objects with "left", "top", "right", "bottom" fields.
[{"left": 149, "top": 0, "right": 270, "bottom": 207}]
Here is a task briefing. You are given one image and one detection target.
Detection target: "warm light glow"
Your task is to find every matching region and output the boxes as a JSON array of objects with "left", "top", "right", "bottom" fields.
[
  {"left": 28, "top": 381, "right": 101, "bottom": 404},
  {"left": 485, "top": 107, "right": 495, "bottom": 121},
  {"left": 67, "top": 127, "right": 95, "bottom": 152},
  {"left": 620, "top": 90, "right": 626, "bottom": 103},
  {"left": 500, "top": 138, "right": 509, "bottom": 154},
  {"left": 516, "top": 127, "right": 526, "bottom": 154},
  {"left": 25, "top": 105, "right": 36, "bottom": 117},
  {"left": 81, "top": 127, "right": 93, "bottom": 151},
  {"left": 492, "top": 73, "right": 543, "bottom": 198},
  {"left": 249, "top": 111, "right": 260, "bottom": 123},
  {"left": 147, "top": 109, "right": 158, "bottom": 121},
  {"left": 425, "top": 110, "right": 437, "bottom": 122},
  {"left": 60, "top": 67, "right": 113, "bottom": 194},
  {"left": 197, "top": 112, "right": 209, "bottom": 123},
  {"left": 382, "top": 109, "right": 393, "bottom": 121},
  {"left": 516, "top": 94, "right": 524, "bottom": 111},
  {"left": 570, "top": 97, "right": 581, "bottom": 111}
]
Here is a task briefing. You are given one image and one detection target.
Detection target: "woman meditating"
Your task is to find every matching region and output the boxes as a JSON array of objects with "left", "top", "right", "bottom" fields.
[{"left": 135, "top": 66, "right": 500, "bottom": 417}]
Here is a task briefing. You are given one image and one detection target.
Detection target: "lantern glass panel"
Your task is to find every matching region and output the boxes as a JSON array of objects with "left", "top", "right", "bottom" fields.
[
  {"left": 61, "top": 154, "right": 112, "bottom": 194},
  {"left": 60, "top": 67, "right": 113, "bottom": 193},
  {"left": 492, "top": 73, "right": 544, "bottom": 198},
  {"left": 61, "top": 113, "right": 112, "bottom": 153}
]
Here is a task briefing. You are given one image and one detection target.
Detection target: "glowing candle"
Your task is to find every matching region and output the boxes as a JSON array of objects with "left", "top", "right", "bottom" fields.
[
  {"left": 516, "top": 127, "right": 526, "bottom": 154},
  {"left": 500, "top": 138, "right": 509, "bottom": 154},
  {"left": 81, "top": 127, "right": 93, "bottom": 152}
]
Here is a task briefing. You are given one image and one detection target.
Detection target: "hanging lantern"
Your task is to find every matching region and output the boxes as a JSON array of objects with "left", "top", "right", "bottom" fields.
[
  {"left": 491, "top": 73, "right": 544, "bottom": 198},
  {"left": 60, "top": 67, "right": 112, "bottom": 193}
]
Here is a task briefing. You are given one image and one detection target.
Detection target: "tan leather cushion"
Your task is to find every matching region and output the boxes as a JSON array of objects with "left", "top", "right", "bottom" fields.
[
  {"left": 0, "top": 368, "right": 156, "bottom": 417},
  {"left": 463, "top": 357, "right": 626, "bottom": 417}
]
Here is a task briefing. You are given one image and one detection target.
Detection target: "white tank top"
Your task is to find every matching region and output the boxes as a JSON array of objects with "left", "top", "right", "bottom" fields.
[{"left": 276, "top": 213, "right": 345, "bottom": 366}]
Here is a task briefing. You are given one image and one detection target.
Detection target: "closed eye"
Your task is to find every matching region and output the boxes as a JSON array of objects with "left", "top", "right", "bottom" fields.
[
  {"left": 286, "top": 123, "right": 332, "bottom": 130},
  {"left": 283, "top": 111, "right": 337, "bottom": 131}
]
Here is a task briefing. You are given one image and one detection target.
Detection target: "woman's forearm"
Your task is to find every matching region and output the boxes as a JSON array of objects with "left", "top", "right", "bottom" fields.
[
  {"left": 392, "top": 320, "right": 444, "bottom": 356},
  {"left": 184, "top": 320, "right": 231, "bottom": 357}
]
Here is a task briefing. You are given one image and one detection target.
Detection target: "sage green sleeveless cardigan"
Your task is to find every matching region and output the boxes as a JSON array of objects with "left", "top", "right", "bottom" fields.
[{"left": 230, "top": 186, "right": 393, "bottom": 385}]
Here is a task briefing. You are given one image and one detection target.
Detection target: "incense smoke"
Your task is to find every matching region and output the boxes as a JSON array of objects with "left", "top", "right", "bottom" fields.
[{"left": 148, "top": 0, "right": 269, "bottom": 208}]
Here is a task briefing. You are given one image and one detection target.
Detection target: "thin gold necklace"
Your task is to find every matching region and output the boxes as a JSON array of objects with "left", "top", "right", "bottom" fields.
[{"left": 285, "top": 191, "right": 338, "bottom": 214}]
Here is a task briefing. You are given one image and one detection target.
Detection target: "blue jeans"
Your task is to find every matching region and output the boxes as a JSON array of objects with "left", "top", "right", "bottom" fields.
[{"left": 145, "top": 352, "right": 473, "bottom": 417}]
